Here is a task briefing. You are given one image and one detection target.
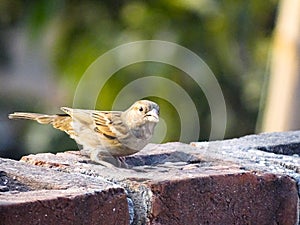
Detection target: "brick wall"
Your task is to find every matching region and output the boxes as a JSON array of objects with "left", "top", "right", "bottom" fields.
[{"left": 0, "top": 131, "right": 299, "bottom": 225}]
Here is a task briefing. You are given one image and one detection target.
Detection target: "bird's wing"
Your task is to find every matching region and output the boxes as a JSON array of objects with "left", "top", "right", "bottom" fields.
[
  {"left": 61, "top": 107, "right": 94, "bottom": 125},
  {"left": 91, "top": 111, "right": 128, "bottom": 140},
  {"left": 61, "top": 107, "right": 128, "bottom": 140}
]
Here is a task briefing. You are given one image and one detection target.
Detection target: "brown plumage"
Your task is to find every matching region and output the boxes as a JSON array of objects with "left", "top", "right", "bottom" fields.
[
  {"left": 8, "top": 112, "right": 75, "bottom": 136},
  {"left": 8, "top": 100, "right": 160, "bottom": 167}
]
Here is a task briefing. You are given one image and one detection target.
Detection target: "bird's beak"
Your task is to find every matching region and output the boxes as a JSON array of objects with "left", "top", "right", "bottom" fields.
[{"left": 145, "top": 108, "right": 159, "bottom": 123}]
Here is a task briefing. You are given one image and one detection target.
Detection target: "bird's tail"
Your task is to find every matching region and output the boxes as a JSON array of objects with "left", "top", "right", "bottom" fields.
[
  {"left": 8, "top": 112, "right": 55, "bottom": 124},
  {"left": 8, "top": 112, "right": 74, "bottom": 136}
]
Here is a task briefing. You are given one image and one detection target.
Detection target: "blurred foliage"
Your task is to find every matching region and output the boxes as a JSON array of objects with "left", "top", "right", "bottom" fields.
[{"left": 0, "top": 0, "right": 279, "bottom": 157}]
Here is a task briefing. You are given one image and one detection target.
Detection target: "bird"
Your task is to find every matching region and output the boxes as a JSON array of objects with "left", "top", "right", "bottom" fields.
[{"left": 8, "top": 100, "right": 160, "bottom": 167}]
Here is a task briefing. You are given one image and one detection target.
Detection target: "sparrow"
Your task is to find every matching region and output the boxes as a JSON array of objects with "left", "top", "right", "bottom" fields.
[{"left": 8, "top": 100, "right": 160, "bottom": 167}]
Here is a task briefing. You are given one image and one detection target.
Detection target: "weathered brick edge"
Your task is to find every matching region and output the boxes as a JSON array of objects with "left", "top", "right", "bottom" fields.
[
  {"left": 0, "top": 130, "right": 299, "bottom": 225},
  {"left": 0, "top": 158, "right": 130, "bottom": 225},
  {"left": 191, "top": 130, "right": 300, "bottom": 192}
]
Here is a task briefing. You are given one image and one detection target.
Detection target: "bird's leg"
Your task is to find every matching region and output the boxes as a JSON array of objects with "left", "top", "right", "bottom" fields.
[
  {"left": 89, "top": 150, "right": 128, "bottom": 168},
  {"left": 117, "top": 156, "right": 129, "bottom": 168}
]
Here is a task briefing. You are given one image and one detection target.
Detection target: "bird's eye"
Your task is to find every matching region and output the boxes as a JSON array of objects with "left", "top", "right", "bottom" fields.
[{"left": 139, "top": 107, "right": 144, "bottom": 112}]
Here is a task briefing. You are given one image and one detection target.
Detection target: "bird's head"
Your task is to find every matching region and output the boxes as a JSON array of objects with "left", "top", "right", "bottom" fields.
[{"left": 122, "top": 100, "right": 160, "bottom": 129}]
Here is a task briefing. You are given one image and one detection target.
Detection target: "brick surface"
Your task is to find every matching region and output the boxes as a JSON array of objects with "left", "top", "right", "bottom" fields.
[
  {"left": 148, "top": 173, "right": 297, "bottom": 225},
  {"left": 0, "top": 189, "right": 128, "bottom": 225},
  {"left": 18, "top": 140, "right": 299, "bottom": 225},
  {"left": 191, "top": 131, "right": 300, "bottom": 192},
  {"left": 0, "top": 158, "right": 130, "bottom": 225}
]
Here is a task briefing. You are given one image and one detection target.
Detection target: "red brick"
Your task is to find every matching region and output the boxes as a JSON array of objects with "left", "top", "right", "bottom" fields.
[
  {"left": 0, "top": 188, "right": 128, "bottom": 225},
  {"left": 0, "top": 158, "right": 130, "bottom": 225},
  {"left": 148, "top": 172, "right": 298, "bottom": 225},
  {"left": 12, "top": 142, "right": 300, "bottom": 225}
]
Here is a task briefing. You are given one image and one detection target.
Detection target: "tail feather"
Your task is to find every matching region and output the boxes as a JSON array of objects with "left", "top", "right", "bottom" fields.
[
  {"left": 9, "top": 112, "right": 75, "bottom": 137},
  {"left": 8, "top": 112, "right": 54, "bottom": 124}
]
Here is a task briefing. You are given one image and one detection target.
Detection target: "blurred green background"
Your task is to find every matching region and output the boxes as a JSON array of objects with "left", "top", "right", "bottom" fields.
[{"left": 1, "top": 0, "right": 279, "bottom": 159}]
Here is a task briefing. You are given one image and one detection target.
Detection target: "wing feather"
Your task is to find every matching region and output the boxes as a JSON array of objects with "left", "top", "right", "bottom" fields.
[
  {"left": 52, "top": 114, "right": 76, "bottom": 137},
  {"left": 59, "top": 108, "right": 130, "bottom": 149},
  {"left": 91, "top": 112, "right": 121, "bottom": 139}
]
